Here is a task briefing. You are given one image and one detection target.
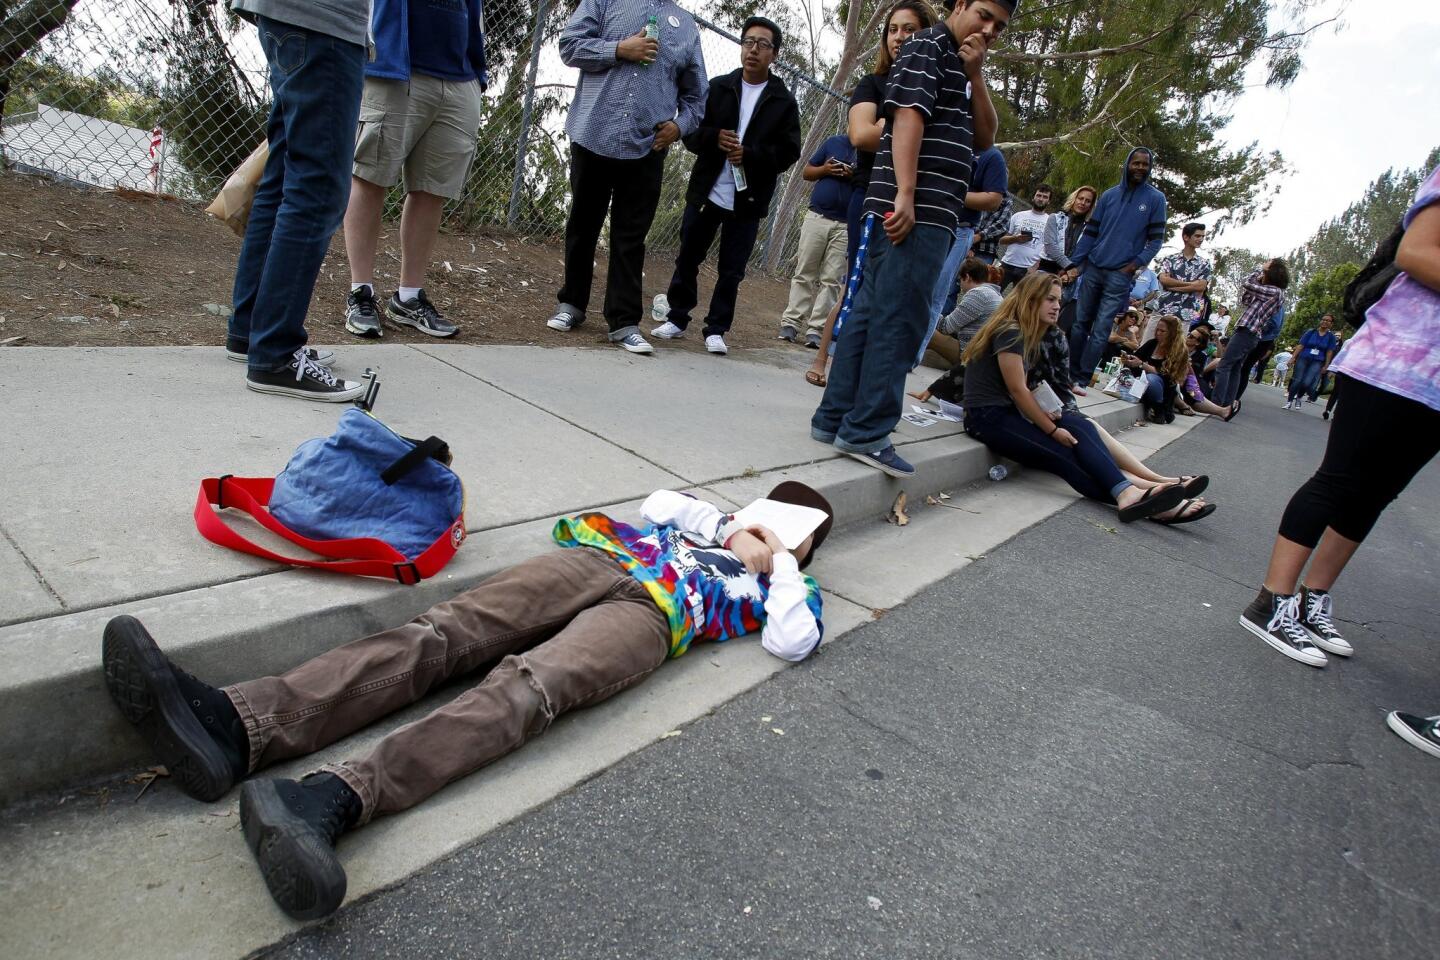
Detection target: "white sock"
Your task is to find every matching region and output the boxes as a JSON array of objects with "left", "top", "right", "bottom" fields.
[
  {"left": 399, "top": 286, "right": 422, "bottom": 303},
  {"left": 351, "top": 282, "right": 373, "bottom": 294}
]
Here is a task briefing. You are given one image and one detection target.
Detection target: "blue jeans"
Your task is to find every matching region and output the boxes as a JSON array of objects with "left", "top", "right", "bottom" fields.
[
  {"left": 964, "top": 405, "right": 1131, "bottom": 503},
  {"left": 915, "top": 225, "right": 974, "bottom": 367},
  {"left": 812, "top": 221, "right": 951, "bottom": 454},
  {"left": 1289, "top": 356, "right": 1324, "bottom": 402},
  {"left": 1211, "top": 326, "right": 1257, "bottom": 407},
  {"left": 1069, "top": 267, "right": 1133, "bottom": 384},
  {"left": 228, "top": 17, "right": 365, "bottom": 371}
]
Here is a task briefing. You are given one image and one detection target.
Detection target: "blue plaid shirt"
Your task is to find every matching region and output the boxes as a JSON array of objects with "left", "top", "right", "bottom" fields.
[{"left": 559, "top": 0, "right": 708, "bottom": 160}]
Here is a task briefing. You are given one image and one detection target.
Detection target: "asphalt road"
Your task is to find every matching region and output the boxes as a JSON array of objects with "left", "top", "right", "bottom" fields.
[{"left": 261, "top": 387, "right": 1440, "bottom": 960}]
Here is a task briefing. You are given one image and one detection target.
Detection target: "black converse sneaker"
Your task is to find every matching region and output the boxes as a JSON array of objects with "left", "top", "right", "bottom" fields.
[
  {"left": 1386, "top": 712, "right": 1440, "bottom": 760},
  {"left": 1240, "top": 588, "right": 1328, "bottom": 667},
  {"left": 1299, "top": 585, "right": 1352, "bottom": 657},
  {"left": 101, "top": 616, "right": 249, "bottom": 801},
  {"left": 240, "top": 773, "right": 362, "bottom": 920},
  {"left": 228, "top": 344, "right": 335, "bottom": 367},
  {"left": 344, "top": 286, "right": 383, "bottom": 338},
  {"left": 247, "top": 347, "right": 365, "bottom": 402},
  {"left": 388, "top": 289, "right": 457, "bottom": 338}
]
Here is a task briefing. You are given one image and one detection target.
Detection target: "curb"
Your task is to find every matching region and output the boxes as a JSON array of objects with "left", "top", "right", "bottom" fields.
[{"left": 0, "top": 396, "right": 1152, "bottom": 806}]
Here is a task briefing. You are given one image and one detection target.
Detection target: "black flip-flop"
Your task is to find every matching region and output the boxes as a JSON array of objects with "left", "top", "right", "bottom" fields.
[
  {"left": 1180, "top": 475, "right": 1209, "bottom": 497},
  {"left": 1149, "top": 497, "right": 1217, "bottom": 525},
  {"left": 1118, "top": 482, "right": 1187, "bottom": 523},
  {"left": 1224, "top": 399, "right": 1242, "bottom": 422}
]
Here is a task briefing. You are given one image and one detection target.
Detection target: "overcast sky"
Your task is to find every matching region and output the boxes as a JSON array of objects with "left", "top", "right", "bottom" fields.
[{"left": 1208, "top": 0, "right": 1440, "bottom": 257}]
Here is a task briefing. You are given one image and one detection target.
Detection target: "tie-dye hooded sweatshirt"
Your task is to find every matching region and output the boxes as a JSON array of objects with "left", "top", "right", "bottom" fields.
[{"left": 552, "top": 490, "right": 824, "bottom": 661}]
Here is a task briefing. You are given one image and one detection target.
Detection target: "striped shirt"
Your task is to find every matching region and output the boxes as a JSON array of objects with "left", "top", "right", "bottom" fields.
[
  {"left": 558, "top": 0, "right": 708, "bottom": 160},
  {"left": 863, "top": 24, "right": 975, "bottom": 232}
]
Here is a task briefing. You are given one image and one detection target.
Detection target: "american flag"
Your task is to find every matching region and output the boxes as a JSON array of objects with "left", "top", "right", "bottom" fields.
[{"left": 148, "top": 126, "right": 163, "bottom": 190}]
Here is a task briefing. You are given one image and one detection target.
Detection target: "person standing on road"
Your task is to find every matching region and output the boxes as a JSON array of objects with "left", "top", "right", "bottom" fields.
[
  {"left": 1066, "top": 147, "right": 1167, "bottom": 394},
  {"left": 811, "top": 0, "right": 1008, "bottom": 479},
  {"left": 1212, "top": 257, "right": 1287, "bottom": 409},
  {"left": 224, "top": 0, "right": 369, "bottom": 402},
  {"left": 1285, "top": 313, "right": 1340, "bottom": 410},
  {"left": 778, "top": 132, "right": 855, "bottom": 348},
  {"left": 996, "top": 184, "right": 1052, "bottom": 290},
  {"left": 546, "top": 0, "right": 707, "bottom": 355},
  {"left": 1239, "top": 164, "right": 1440, "bottom": 698},
  {"left": 1235, "top": 296, "right": 1283, "bottom": 402},
  {"left": 651, "top": 16, "right": 802, "bottom": 356},
  {"left": 340, "top": 0, "right": 487, "bottom": 341},
  {"left": 101, "top": 482, "right": 833, "bottom": 921}
]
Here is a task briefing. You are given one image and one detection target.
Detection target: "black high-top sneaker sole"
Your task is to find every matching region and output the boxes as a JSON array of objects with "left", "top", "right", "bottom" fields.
[
  {"left": 240, "top": 780, "right": 348, "bottom": 921},
  {"left": 101, "top": 616, "right": 236, "bottom": 802}
]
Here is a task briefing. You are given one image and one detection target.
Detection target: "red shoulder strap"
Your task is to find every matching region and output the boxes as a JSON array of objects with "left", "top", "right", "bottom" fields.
[{"left": 194, "top": 476, "right": 463, "bottom": 584}]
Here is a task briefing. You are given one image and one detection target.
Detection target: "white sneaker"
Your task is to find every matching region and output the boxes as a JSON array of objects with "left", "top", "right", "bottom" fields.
[
  {"left": 705, "top": 334, "right": 728, "bottom": 355},
  {"left": 651, "top": 294, "right": 670, "bottom": 323},
  {"left": 616, "top": 332, "right": 654, "bottom": 355},
  {"left": 650, "top": 320, "right": 686, "bottom": 340}
]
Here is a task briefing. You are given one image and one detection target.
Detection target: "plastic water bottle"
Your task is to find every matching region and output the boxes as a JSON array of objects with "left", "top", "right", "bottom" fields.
[
  {"left": 640, "top": 14, "right": 659, "bottom": 67},
  {"left": 988, "top": 465, "right": 1008, "bottom": 481}
]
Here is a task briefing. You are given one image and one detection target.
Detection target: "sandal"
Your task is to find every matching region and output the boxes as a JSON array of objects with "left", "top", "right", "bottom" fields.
[
  {"left": 1179, "top": 475, "right": 1209, "bottom": 497},
  {"left": 805, "top": 369, "right": 827, "bottom": 388},
  {"left": 1117, "top": 482, "right": 1186, "bottom": 523},
  {"left": 1223, "top": 399, "right": 1242, "bottom": 422},
  {"left": 1150, "top": 497, "right": 1217, "bottom": 525}
]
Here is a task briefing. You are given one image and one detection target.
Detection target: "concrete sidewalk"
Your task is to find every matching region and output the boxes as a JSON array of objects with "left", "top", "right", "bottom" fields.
[{"left": 0, "top": 342, "right": 1193, "bottom": 807}]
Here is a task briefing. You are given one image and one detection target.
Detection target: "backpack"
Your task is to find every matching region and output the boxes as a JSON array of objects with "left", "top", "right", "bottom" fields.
[{"left": 1342, "top": 220, "right": 1405, "bottom": 329}]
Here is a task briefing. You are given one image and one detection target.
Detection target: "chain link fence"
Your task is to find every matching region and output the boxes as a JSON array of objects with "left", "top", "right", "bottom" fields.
[{"left": 0, "top": 0, "right": 847, "bottom": 277}]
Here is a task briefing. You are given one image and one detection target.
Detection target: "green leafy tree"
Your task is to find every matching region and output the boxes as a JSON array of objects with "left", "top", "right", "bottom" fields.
[
  {"left": 1282, "top": 260, "right": 1358, "bottom": 344},
  {"left": 1288, "top": 145, "right": 1440, "bottom": 289}
]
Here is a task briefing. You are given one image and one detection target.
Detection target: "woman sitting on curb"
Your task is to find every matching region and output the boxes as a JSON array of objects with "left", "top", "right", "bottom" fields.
[
  {"left": 1126, "top": 314, "right": 1238, "bottom": 422},
  {"left": 959, "top": 273, "right": 1190, "bottom": 524}
]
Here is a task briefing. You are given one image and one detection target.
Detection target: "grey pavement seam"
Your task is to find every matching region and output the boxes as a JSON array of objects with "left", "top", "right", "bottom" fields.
[
  {"left": 405, "top": 345, "right": 697, "bottom": 485},
  {"left": 0, "top": 521, "right": 66, "bottom": 611}
]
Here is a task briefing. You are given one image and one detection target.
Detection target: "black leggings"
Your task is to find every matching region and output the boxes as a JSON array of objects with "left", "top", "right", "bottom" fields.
[{"left": 1278, "top": 375, "right": 1440, "bottom": 547}]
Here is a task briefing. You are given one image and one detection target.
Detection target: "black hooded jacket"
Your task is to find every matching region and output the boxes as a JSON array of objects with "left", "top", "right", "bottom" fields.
[{"left": 683, "top": 68, "right": 802, "bottom": 221}]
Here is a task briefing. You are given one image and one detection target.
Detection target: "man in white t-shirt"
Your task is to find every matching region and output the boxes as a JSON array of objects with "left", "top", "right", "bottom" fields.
[
  {"left": 651, "top": 17, "right": 801, "bottom": 355},
  {"left": 997, "top": 183, "right": 1053, "bottom": 289}
]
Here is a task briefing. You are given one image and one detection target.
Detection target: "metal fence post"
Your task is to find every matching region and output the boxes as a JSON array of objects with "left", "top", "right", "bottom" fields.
[{"left": 506, "top": 0, "right": 552, "bottom": 228}]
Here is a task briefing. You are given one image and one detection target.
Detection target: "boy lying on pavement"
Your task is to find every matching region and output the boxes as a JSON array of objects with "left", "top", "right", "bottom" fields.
[{"left": 102, "top": 484, "right": 832, "bottom": 920}]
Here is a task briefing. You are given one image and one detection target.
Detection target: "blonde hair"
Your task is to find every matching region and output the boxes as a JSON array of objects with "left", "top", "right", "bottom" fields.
[
  {"left": 961, "top": 274, "right": 1061, "bottom": 367},
  {"left": 1153, "top": 314, "right": 1192, "bottom": 385},
  {"left": 1062, "top": 186, "right": 1097, "bottom": 216}
]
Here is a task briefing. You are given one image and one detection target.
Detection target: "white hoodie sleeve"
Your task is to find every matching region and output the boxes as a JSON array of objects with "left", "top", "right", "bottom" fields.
[
  {"left": 639, "top": 490, "right": 732, "bottom": 545},
  {"left": 760, "top": 554, "right": 822, "bottom": 662}
]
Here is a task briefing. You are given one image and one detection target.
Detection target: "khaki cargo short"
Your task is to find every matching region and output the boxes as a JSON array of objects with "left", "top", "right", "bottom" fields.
[{"left": 352, "top": 75, "right": 483, "bottom": 199}]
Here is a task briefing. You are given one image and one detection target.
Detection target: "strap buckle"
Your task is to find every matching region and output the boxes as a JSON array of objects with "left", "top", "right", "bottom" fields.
[{"left": 393, "top": 562, "right": 421, "bottom": 585}]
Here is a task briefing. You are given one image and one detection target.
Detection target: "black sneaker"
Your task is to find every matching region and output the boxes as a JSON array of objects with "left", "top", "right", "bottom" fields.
[
  {"left": 344, "top": 286, "right": 383, "bottom": 338},
  {"left": 247, "top": 347, "right": 365, "bottom": 402},
  {"left": 388, "top": 290, "right": 457, "bottom": 338},
  {"left": 805, "top": 332, "right": 821, "bottom": 349},
  {"left": 777, "top": 324, "right": 797, "bottom": 343},
  {"left": 1239, "top": 588, "right": 1327, "bottom": 667},
  {"left": 1299, "top": 585, "right": 1352, "bottom": 657},
  {"left": 240, "top": 773, "right": 362, "bottom": 920},
  {"left": 101, "top": 615, "right": 248, "bottom": 801},
  {"left": 1386, "top": 712, "right": 1440, "bottom": 760},
  {"left": 227, "top": 345, "right": 335, "bottom": 367}
]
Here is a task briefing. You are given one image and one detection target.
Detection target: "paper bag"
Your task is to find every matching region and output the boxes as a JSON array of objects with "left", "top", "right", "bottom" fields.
[{"left": 205, "top": 140, "right": 269, "bottom": 237}]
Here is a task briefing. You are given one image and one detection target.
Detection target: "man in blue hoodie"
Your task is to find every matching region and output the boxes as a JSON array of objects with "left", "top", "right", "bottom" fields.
[
  {"left": 1066, "top": 147, "right": 1167, "bottom": 391},
  {"left": 340, "top": 0, "right": 487, "bottom": 341}
]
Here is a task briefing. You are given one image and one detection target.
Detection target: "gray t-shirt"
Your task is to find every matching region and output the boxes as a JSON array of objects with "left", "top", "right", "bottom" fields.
[{"left": 962, "top": 326, "right": 1024, "bottom": 409}]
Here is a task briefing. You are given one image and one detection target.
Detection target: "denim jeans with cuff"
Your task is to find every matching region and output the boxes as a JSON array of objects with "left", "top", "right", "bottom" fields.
[{"left": 228, "top": 17, "right": 365, "bottom": 372}]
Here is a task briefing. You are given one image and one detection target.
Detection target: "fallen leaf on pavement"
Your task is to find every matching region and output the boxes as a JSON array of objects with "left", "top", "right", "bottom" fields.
[
  {"left": 660, "top": 730, "right": 682, "bottom": 739},
  {"left": 770, "top": 728, "right": 785, "bottom": 736},
  {"left": 887, "top": 491, "right": 909, "bottom": 526}
]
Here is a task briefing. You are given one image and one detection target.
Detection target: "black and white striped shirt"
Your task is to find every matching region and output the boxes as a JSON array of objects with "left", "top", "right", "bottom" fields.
[{"left": 863, "top": 24, "right": 975, "bottom": 233}]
